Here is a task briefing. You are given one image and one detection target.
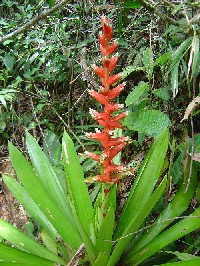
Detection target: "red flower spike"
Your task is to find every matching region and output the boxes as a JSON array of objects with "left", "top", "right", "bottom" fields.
[
  {"left": 98, "top": 35, "right": 108, "bottom": 47},
  {"left": 107, "top": 83, "right": 126, "bottom": 100},
  {"left": 86, "top": 17, "right": 129, "bottom": 183},
  {"left": 106, "top": 164, "right": 124, "bottom": 173},
  {"left": 89, "top": 90, "right": 108, "bottom": 104},
  {"left": 108, "top": 55, "right": 118, "bottom": 72},
  {"left": 100, "top": 44, "right": 107, "bottom": 57},
  {"left": 107, "top": 120, "right": 123, "bottom": 129},
  {"left": 92, "top": 65, "right": 107, "bottom": 78},
  {"left": 89, "top": 109, "right": 110, "bottom": 121},
  {"left": 106, "top": 136, "right": 129, "bottom": 147},
  {"left": 107, "top": 73, "right": 122, "bottom": 85},
  {"left": 101, "top": 16, "right": 111, "bottom": 28},
  {"left": 111, "top": 112, "right": 128, "bottom": 121},
  {"left": 102, "top": 58, "right": 110, "bottom": 69},
  {"left": 101, "top": 17, "right": 113, "bottom": 42},
  {"left": 104, "top": 103, "right": 124, "bottom": 113},
  {"left": 85, "top": 151, "right": 101, "bottom": 162},
  {"left": 86, "top": 132, "right": 110, "bottom": 142},
  {"left": 106, "top": 41, "right": 118, "bottom": 55},
  {"left": 108, "top": 143, "right": 127, "bottom": 160}
]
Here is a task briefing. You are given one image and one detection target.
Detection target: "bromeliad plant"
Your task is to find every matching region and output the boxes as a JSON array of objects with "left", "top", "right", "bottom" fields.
[{"left": 0, "top": 17, "right": 200, "bottom": 266}]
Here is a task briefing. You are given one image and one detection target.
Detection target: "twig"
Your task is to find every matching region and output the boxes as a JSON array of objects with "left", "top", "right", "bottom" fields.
[
  {"left": 0, "top": 0, "right": 71, "bottom": 43},
  {"left": 67, "top": 243, "right": 85, "bottom": 266}
]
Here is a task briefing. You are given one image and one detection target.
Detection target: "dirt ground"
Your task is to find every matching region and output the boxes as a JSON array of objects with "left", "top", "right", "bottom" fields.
[{"left": 0, "top": 155, "right": 28, "bottom": 229}]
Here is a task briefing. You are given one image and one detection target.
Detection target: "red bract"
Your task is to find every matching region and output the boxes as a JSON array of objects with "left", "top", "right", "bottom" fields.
[
  {"left": 105, "top": 83, "right": 126, "bottom": 100},
  {"left": 107, "top": 73, "right": 122, "bottom": 85},
  {"left": 92, "top": 65, "right": 107, "bottom": 78},
  {"left": 89, "top": 90, "right": 108, "bottom": 104},
  {"left": 86, "top": 17, "right": 128, "bottom": 183}
]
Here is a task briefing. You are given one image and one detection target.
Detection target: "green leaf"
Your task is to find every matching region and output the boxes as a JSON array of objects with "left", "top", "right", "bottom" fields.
[
  {"left": 128, "top": 206, "right": 200, "bottom": 265},
  {"left": 124, "top": 110, "right": 171, "bottom": 137},
  {"left": 3, "top": 54, "right": 14, "bottom": 71},
  {"left": 62, "top": 131, "right": 96, "bottom": 262},
  {"left": 0, "top": 242, "right": 56, "bottom": 265},
  {"left": 123, "top": 0, "right": 142, "bottom": 8},
  {"left": 43, "top": 129, "right": 61, "bottom": 166},
  {"left": 153, "top": 87, "right": 171, "bottom": 101},
  {"left": 108, "top": 177, "right": 167, "bottom": 266},
  {"left": 169, "top": 37, "right": 193, "bottom": 72},
  {"left": 3, "top": 174, "right": 57, "bottom": 239},
  {"left": 41, "top": 229, "right": 57, "bottom": 255},
  {"left": 158, "top": 259, "right": 200, "bottom": 266},
  {"left": 48, "top": 0, "right": 55, "bottom": 7},
  {"left": 8, "top": 141, "right": 81, "bottom": 250},
  {"left": 115, "top": 129, "right": 169, "bottom": 239},
  {"left": 0, "top": 220, "right": 65, "bottom": 265},
  {"left": 3, "top": 39, "right": 14, "bottom": 45},
  {"left": 143, "top": 48, "right": 154, "bottom": 79},
  {"left": 122, "top": 66, "right": 145, "bottom": 79},
  {"left": 25, "top": 132, "right": 74, "bottom": 225},
  {"left": 0, "top": 120, "right": 6, "bottom": 132},
  {"left": 125, "top": 163, "right": 197, "bottom": 260},
  {"left": 166, "top": 251, "right": 200, "bottom": 261},
  {"left": 62, "top": 131, "right": 93, "bottom": 234},
  {"left": 95, "top": 205, "right": 115, "bottom": 262},
  {"left": 29, "top": 52, "right": 39, "bottom": 64},
  {"left": 190, "top": 34, "right": 199, "bottom": 79},
  {"left": 154, "top": 52, "right": 172, "bottom": 67},
  {"left": 0, "top": 96, "right": 7, "bottom": 109},
  {"left": 125, "top": 82, "right": 149, "bottom": 106},
  {"left": 93, "top": 252, "right": 110, "bottom": 266}
]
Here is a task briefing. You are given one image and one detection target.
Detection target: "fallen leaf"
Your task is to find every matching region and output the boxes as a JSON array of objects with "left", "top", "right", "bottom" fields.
[{"left": 181, "top": 96, "right": 200, "bottom": 122}]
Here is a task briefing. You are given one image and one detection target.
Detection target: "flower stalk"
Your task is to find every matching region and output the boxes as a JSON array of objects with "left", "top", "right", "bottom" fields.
[{"left": 86, "top": 17, "right": 128, "bottom": 184}]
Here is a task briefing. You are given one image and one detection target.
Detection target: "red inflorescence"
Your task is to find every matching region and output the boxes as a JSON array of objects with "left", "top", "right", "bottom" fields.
[{"left": 86, "top": 17, "right": 128, "bottom": 183}]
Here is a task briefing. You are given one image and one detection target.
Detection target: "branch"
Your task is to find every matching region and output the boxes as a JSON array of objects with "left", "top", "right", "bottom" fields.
[
  {"left": 138, "top": 0, "right": 180, "bottom": 26},
  {"left": 138, "top": 0, "right": 200, "bottom": 35},
  {"left": 0, "top": 0, "right": 70, "bottom": 43}
]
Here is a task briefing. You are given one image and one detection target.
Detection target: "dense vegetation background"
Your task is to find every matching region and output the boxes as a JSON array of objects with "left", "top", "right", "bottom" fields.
[{"left": 0, "top": 0, "right": 199, "bottom": 264}]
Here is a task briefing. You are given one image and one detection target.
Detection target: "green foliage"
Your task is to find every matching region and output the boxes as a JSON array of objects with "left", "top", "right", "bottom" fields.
[
  {"left": 0, "top": 128, "right": 199, "bottom": 265},
  {"left": 0, "top": 0, "right": 199, "bottom": 265},
  {"left": 125, "top": 81, "right": 149, "bottom": 106},
  {"left": 122, "top": 0, "right": 142, "bottom": 9},
  {"left": 43, "top": 129, "right": 62, "bottom": 166},
  {"left": 125, "top": 109, "right": 171, "bottom": 137},
  {"left": 124, "top": 81, "right": 171, "bottom": 137},
  {"left": 128, "top": 205, "right": 200, "bottom": 265},
  {"left": 3, "top": 54, "right": 14, "bottom": 71}
]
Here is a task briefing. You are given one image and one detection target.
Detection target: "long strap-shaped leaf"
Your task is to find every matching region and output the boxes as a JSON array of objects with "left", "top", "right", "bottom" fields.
[
  {"left": 115, "top": 129, "right": 169, "bottom": 239},
  {"left": 62, "top": 131, "right": 93, "bottom": 234},
  {"left": 107, "top": 176, "right": 167, "bottom": 266},
  {"left": 126, "top": 164, "right": 197, "bottom": 258},
  {"left": 8, "top": 142, "right": 81, "bottom": 250},
  {"left": 0, "top": 220, "right": 65, "bottom": 265},
  {"left": 158, "top": 259, "right": 200, "bottom": 266},
  {"left": 94, "top": 205, "right": 115, "bottom": 265},
  {"left": 128, "top": 206, "right": 200, "bottom": 265},
  {"left": 0, "top": 242, "right": 55, "bottom": 265},
  {"left": 25, "top": 132, "right": 71, "bottom": 218},
  {"left": 3, "top": 174, "right": 57, "bottom": 239},
  {"left": 62, "top": 131, "right": 96, "bottom": 262}
]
